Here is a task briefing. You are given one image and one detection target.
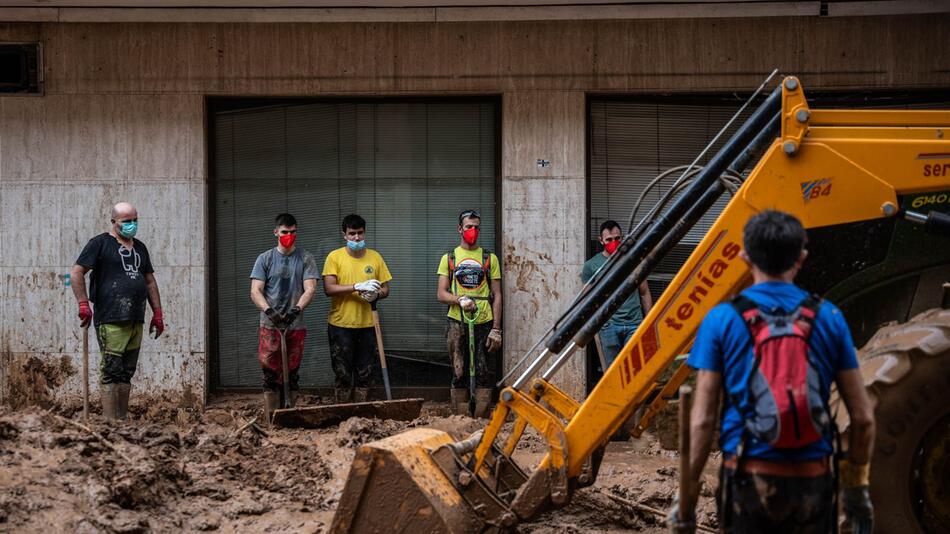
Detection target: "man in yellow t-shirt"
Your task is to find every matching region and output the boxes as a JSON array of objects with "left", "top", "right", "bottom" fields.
[
  {"left": 323, "top": 214, "right": 393, "bottom": 404},
  {"left": 437, "top": 209, "right": 503, "bottom": 417}
]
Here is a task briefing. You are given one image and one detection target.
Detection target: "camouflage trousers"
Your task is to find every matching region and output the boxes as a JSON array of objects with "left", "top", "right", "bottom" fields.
[
  {"left": 720, "top": 466, "right": 835, "bottom": 533},
  {"left": 446, "top": 319, "right": 495, "bottom": 389}
]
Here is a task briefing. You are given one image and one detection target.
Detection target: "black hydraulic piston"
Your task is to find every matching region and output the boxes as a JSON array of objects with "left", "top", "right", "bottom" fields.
[
  {"left": 545, "top": 87, "right": 783, "bottom": 355},
  {"left": 574, "top": 114, "right": 781, "bottom": 347}
]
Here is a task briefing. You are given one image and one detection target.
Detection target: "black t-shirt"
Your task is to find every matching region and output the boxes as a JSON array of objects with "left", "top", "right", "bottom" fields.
[{"left": 76, "top": 233, "right": 155, "bottom": 326}]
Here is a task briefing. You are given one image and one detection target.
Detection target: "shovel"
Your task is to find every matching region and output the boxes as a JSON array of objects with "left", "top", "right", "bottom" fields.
[
  {"left": 370, "top": 301, "right": 392, "bottom": 401},
  {"left": 461, "top": 307, "right": 478, "bottom": 417},
  {"left": 271, "top": 299, "right": 425, "bottom": 429}
]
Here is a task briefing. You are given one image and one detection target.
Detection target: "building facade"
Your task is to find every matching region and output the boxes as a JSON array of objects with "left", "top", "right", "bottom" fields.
[{"left": 1, "top": 3, "right": 947, "bottom": 407}]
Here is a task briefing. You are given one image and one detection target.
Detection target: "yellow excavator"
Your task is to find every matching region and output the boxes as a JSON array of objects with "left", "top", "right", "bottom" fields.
[{"left": 330, "top": 76, "right": 950, "bottom": 533}]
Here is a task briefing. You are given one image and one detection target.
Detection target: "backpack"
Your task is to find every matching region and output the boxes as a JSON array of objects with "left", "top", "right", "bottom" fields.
[
  {"left": 447, "top": 249, "right": 494, "bottom": 302},
  {"left": 731, "top": 294, "right": 832, "bottom": 450}
]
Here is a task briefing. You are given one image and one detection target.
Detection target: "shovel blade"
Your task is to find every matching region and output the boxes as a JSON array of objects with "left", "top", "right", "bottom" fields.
[{"left": 272, "top": 398, "right": 424, "bottom": 428}]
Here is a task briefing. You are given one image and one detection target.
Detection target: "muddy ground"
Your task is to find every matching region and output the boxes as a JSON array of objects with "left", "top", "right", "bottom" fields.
[{"left": 0, "top": 395, "right": 718, "bottom": 533}]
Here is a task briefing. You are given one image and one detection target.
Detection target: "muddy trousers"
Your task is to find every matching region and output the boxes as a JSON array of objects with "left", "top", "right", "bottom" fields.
[
  {"left": 447, "top": 319, "right": 496, "bottom": 389},
  {"left": 719, "top": 467, "right": 835, "bottom": 534},
  {"left": 258, "top": 327, "right": 306, "bottom": 391},
  {"left": 328, "top": 324, "right": 376, "bottom": 389},
  {"left": 96, "top": 322, "right": 143, "bottom": 384}
]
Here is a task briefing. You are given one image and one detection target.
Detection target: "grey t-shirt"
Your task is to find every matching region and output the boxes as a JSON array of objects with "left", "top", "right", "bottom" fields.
[{"left": 250, "top": 247, "right": 319, "bottom": 330}]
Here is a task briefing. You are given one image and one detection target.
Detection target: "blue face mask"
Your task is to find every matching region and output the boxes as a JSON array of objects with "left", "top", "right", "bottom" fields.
[
  {"left": 119, "top": 221, "right": 138, "bottom": 238},
  {"left": 346, "top": 239, "right": 366, "bottom": 251}
]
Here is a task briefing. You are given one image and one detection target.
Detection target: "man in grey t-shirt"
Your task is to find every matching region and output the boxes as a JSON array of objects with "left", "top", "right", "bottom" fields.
[{"left": 250, "top": 213, "right": 319, "bottom": 418}]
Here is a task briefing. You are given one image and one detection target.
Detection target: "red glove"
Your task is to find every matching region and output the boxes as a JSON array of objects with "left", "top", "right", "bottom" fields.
[
  {"left": 149, "top": 308, "right": 165, "bottom": 338},
  {"left": 78, "top": 300, "right": 93, "bottom": 328}
]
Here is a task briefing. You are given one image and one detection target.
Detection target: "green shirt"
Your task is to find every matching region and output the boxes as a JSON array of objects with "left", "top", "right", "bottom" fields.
[{"left": 581, "top": 253, "right": 644, "bottom": 326}]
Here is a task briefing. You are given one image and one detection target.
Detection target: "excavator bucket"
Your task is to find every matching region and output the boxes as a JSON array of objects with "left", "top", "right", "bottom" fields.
[
  {"left": 330, "top": 428, "right": 481, "bottom": 533},
  {"left": 330, "top": 426, "right": 527, "bottom": 533}
]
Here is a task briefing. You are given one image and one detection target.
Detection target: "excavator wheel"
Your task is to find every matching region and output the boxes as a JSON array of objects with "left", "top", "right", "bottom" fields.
[{"left": 835, "top": 308, "right": 950, "bottom": 534}]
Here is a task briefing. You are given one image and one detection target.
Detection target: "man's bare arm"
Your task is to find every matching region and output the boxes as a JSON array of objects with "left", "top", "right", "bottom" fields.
[
  {"left": 639, "top": 282, "right": 654, "bottom": 315},
  {"left": 437, "top": 275, "right": 460, "bottom": 306},
  {"left": 835, "top": 368, "right": 875, "bottom": 464},
  {"left": 294, "top": 278, "right": 318, "bottom": 310},
  {"left": 70, "top": 264, "right": 90, "bottom": 303},
  {"left": 143, "top": 272, "right": 163, "bottom": 311},
  {"left": 323, "top": 274, "right": 357, "bottom": 297},
  {"left": 378, "top": 281, "right": 390, "bottom": 299},
  {"left": 250, "top": 279, "right": 270, "bottom": 311},
  {"left": 689, "top": 370, "right": 722, "bottom": 488},
  {"left": 490, "top": 278, "right": 503, "bottom": 329}
]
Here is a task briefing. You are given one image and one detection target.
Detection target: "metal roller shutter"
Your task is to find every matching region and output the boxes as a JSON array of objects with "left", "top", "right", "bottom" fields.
[{"left": 213, "top": 100, "right": 496, "bottom": 389}]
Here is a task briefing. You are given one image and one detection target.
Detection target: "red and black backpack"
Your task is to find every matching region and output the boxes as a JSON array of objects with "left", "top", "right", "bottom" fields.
[{"left": 730, "top": 294, "right": 833, "bottom": 450}]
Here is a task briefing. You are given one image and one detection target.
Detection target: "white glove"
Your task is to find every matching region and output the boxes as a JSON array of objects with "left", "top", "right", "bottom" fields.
[
  {"left": 458, "top": 296, "right": 477, "bottom": 313},
  {"left": 486, "top": 328, "right": 502, "bottom": 352},
  {"left": 359, "top": 290, "right": 379, "bottom": 303},
  {"left": 354, "top": 280, "right": 381, "bottom": 293}
]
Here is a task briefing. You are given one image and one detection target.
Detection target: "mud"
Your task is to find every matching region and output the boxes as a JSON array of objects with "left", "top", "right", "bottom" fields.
[
  {"left": 3, "top": 354, "right": 75, "bottom": 409},
  {"left": 0, "top": 395, "right": 717, "bottom": 533}
]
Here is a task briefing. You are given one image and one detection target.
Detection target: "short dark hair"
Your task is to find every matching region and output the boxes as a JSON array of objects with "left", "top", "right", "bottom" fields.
[
  {"left": 599, "top": 220, "right": 622, "bottom": 236},
  {"left": 743, "top": 210, "right": 808, "bottom": 276},
  {"left": 341, "top": 213, "right": 366, "bottom": 232},
  {"left": 458, "top": 209, "right": 481, "bottom": 226},
  {"left": 275, "top": 213, "right": 297, "bottom": 228}
]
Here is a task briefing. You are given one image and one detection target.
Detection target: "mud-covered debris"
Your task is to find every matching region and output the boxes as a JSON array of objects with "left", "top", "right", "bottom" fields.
[{"left": 336, "top": 417, "right": 409, "bottom": 448}]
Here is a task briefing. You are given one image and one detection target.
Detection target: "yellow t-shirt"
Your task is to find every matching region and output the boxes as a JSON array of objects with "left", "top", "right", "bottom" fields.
[
  {"left": 437, "top": 246, "right": 501, "bottom": 325},
  {"left": 322, "top": 248, "right": 393, "bottom": 329}
]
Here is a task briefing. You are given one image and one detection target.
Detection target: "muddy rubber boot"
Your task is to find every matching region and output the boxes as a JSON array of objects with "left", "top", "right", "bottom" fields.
[
  {"left": 450, "top": 389, "right": 469, "bottom": 416},
  {"left": 263, "top": 390, "right": 281, "bottom": 425},
  {"left": 474, "top": 389, "right": 492, "bottom": 419},
  {"left": 116, "top": 383, "right": 132, "bottom": 421},
  {"left": 334, "top": 388, "right": 351, "bottom": 404},
  {"left": 353, "top": 387, "right": 369, "bottom": 403},
  {"left": 100, "top": 384, "right": 117, "bottom": 420}
]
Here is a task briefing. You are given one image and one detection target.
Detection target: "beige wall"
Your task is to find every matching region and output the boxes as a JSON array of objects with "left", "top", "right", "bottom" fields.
[{"left": 1, "top": 15, "right": 947, "bottom": 406}]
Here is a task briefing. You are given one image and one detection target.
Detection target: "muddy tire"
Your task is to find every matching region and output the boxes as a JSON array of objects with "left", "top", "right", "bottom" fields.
[{"left": 834, "top": 308, "right": 950, "bottom": 534}]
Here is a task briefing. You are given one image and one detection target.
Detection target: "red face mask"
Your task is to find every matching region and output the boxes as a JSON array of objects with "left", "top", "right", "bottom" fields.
[
  {"left": 279, "top": 233, "right": 297, "bottom": 248},
  {"left": 462, "top": 227, "right": 479, "bottom": 246},
  {"left": 604, "top": 240, "right": 621, "bottom": 255}
]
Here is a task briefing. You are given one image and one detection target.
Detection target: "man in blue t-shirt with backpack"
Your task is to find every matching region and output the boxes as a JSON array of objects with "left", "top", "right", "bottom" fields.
[{"left": 671, "top": 211, "right": 876, "bottom": 533}]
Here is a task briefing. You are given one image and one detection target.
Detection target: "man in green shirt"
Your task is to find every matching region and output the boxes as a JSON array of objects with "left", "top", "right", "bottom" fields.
[
  {"left": 581, "top": 220, "right": 653, "bottom": 367},
  {"left": 437, "top": 210, "right": 503, "bottom": 417}
]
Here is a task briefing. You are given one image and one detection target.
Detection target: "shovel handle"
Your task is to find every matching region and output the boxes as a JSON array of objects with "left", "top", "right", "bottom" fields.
[
  {"left": 279, "top": 328, "right": 291, "bottom": 408},
  {"left": 82, "top": 325, "right": 89, "bottom": 421},
  {"left": 679, "top": 385, "right": 694, "bottom": 523},
  {"left": 371, "top": 309, "right": 392, "bottom": 401}
]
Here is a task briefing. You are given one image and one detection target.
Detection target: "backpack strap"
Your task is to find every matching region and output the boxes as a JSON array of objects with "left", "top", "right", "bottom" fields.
[
  {"left": 731, "top": 295, "right": 768, "bottom": 341},
  {"left": 447, "top": 251, "right": 458, "bottom": 296},
  {"left": 794, "top": 294, "right": 822, "bottom": 340}
]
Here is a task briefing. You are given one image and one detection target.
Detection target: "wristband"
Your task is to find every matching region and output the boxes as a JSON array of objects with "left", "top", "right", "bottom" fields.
[{"left": 840, "top": 459, "right": 870, "bottom": 487}]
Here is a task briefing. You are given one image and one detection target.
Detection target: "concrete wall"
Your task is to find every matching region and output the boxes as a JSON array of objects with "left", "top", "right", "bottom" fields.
[{"left": 1, "top": 15, "right": 947, "bottom": 406}]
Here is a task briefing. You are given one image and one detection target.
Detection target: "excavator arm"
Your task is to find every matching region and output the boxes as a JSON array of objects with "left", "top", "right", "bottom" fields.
[{"left": 330, "top": 77, "right": 950, "bottom": 533}]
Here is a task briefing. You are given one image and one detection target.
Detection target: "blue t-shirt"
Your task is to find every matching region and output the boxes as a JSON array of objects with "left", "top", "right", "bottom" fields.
[{"left": 687, "top": 281, "right": 858, "bottom": 461}]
